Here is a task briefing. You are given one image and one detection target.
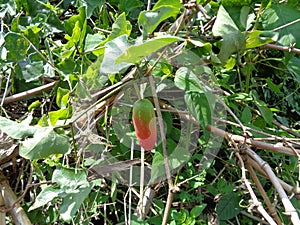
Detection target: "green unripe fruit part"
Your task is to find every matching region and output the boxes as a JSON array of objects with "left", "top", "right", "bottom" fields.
[{"left": 132, "top": 99, "right": 157, "bottom": 150}]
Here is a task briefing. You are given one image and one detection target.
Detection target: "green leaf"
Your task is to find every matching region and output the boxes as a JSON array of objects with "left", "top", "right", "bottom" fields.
[
  {"left": 19, "top": 59, "right": 44, "bottom": 82},
  {"left": 174, "top": 67, "right": 204, "bottom": 92},
  {"left": 65, "top": 20, "right": 82, "bottom": 48},
  {"left": 287, "top": 56, "right": 300, "bottom": 84},
  {"left": 19, "top": 128, "right": 70, "bottom": 160},
  {"left": 64, "top": 7, "right": 86, "bottom": 36},
  {"left": 246, "top": 30, "right": 278, "bottom": 49},
  {"left": 251, "top": 91, "right": 273, "bottom": 125},
  {"left": 100, "top": 34, "right": 133, "bottom": 74},
  {"left": 59, "top": 185, "right": 92, "bottom": 222},
  {"left": 52, "top": 167, "right": 88, "bottom": 189},
  {"left": 56, "top": 87, "right": 70, "bottom": 109},
  {"left": 218, "top": 31, "right": 246, "bottom": 63},
  {"left": 185, "top": 91, "right": 213, "bottom": 139},
  {"left": 116, "top": 36, "right": 183, "bottom": 64},
  {"left": 84, "top": 33, "right": 105, "bottom": 52},
  {"left": 212, "top": 5, "right": 239, "bottom": 36},
  {"left": 48, "top": 107, "right": 72, "bottom": 126},
  {"left": 105, "top": 12, "right": 132, "bottom": 43},
  {"left": 266, "top": 77, "right": 282, "bottom": 93},
  {"left": 119, "top": 0, "right": 143, "bottom": 15},
  {"left": 28, "top": 185, "right": 63, "bottom": 211},
  {"left": 150, "top": 137, "right": 192, "bottom": 184},
  {"left": 241, "top": 106, "right": 252, "bottom": 124},
  {"left": 83, "top": 56, "right": 108, "bottom": 90},
  {"left": 78, "top": 0, "right": 105, "bottom": 18},
  {"left": 216, "top": 192, "right": 242, "bottom": 220},
  {"left": 138, "top": 6, "right": 180, "bottom": 36},
  {"left": 4, "top": 32, "right": 29, "bottom": 61},
  {"left": 175, "top": 67, "right": 215, "bottom": 138},
  {"left": 75, "top": 79, "right": 92, "bottom": 100},
  {"left": 28, "top": 100, "right": 41, "bottom": 111},
  {"left": 190, "top": 204, "right": 206, "bottom": 218},
  {"left": 0, "top": 116, "right": 38, "bottom": 139},
  {"left": 254, "top": 100, "right": 274, "bottom": 125},
  {"left": 261, "top": 5, "right": 300, "bottom": 48},
  {"left": 153, "top": 0, "right": 182, "bottom": 10}
]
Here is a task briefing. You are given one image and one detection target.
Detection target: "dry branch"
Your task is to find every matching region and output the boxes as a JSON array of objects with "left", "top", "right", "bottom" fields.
[
  {"left": 0, "top": 172, "right": 32, "bottom": 225},
  {"left": 243, "top": 146, "right": 300, "bottom": 224},
  {"left": 2, "top": 81, "right": 58, "bottom": 105}
]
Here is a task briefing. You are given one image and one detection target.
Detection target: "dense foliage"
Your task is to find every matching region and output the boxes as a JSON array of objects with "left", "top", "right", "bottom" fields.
[{"left": 0, "top": 0, "right": 300, "bottom": 224}]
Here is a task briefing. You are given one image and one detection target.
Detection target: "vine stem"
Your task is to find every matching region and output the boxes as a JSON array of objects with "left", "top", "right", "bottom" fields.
[{"left": 148, "top": 75, "right": 174, "bottom": 225}]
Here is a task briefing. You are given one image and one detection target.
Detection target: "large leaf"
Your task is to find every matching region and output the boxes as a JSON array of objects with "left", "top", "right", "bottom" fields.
[
  {"left": 59, "top": 185, "right": 92, "bottom": 222},
  {"left": 138, "top": 6, "right": 179, "bottom": 36},
  {"left": 52, "top": 167, "right": 88, "bottom": 189},
  {"left": 4, "top": 32, "right": 29, "bottom": 62},
  {"left": 174, "top": 67, "right": 205, "bottom": 92},
  {"left": 78, "top": 0, "right": 105, "bottom": 18},
  {"left": 64, "top": 7, "right": 86, "bottom": 36},
  {"left": 20, "top": 128, "right": 70, "bottom": 160},
  {"left": 100, "top": 34, "right": 133, "bottom": 74},
  {"left": 104, "top": 12, "right": 132, "bottom": 44},
  {"left": 18, "top": 59, "right": 44, "bottom": 82},
  {"left": 212, "top": 6, "right": 251, "bottom": 63},
  {"left": 218, "top": 31, "right": 246, "bottom": 63},
  {"left": 212, "top": 5, "right": 239, "bottom": 36},
  {"left": 119, "top": 0, "right": 143, "bottom": 15},
  {"left": 153, "top": 0, "right": 182, "bottom": 10},
  {"left": 0, "top": 116, "right": 38, "bottom": 139},
  {"left": 185, "top": 91, "right": 213, "bottom": 139},
  {"left": 28, "top": 185, "right": 63, "bottom": 211},
  {"left": 216, "top": 192, "right": 242, "bottom": 220},
  {"left": 175, "top": 67, "right": 215, "bottom": 138},
  {"left": 261, "top": 5, "right": 300, "bottom": 48},
  {"left": 116, "top": 36, "right": 183, "bottom": 64},
  {"left": 29, "top": 167, "right": 90, "bottom": 220}
]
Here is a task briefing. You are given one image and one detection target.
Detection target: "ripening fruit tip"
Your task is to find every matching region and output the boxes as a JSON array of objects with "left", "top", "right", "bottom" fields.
[{"left": 132, "top": 99, "right": 157, "bottom": 150}]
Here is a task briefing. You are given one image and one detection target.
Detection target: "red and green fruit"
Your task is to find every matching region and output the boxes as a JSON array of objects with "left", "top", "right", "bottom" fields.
[{"left": 132, "top": 99, "right": 157, "bottom": 150}]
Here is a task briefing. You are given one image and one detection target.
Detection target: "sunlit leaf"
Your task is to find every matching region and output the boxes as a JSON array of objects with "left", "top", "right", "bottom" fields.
[
  {"left": 138, "top": 6, "right": 179, "bottom": 36},
  {"left": 246, "top": 30, "right": 278, "bottom": 49},
  {"left": 52, "top": 167, "right": 88, "bottom": 189},
  {"left": 116, "top": 36, "right": 183, "bottom": 64},
  {"left": 19, "top": 128, "right": 70, "bottom": 160},
  {"left": 100, "top": 34, "right": 133, "bottom": 74},
  {"left": 28, "top": 185, "right": 63, "bottom": 211},
  {"left": 0, "top": 116, "right": 38, "bottom": 139}
]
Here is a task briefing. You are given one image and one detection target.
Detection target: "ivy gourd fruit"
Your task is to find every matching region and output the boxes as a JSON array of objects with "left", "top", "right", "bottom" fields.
[{"left": 132, "top": 99, "right": 157, "bottom": 150}]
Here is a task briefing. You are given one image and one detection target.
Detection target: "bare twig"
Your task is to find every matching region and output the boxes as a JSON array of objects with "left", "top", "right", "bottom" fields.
[
  {"left": 2, "top": 81, "right": 58, "bottom": 105},
  {"left": 235, "top": 152, "right": 277, "bottom": 224},
  {"left": 263, "top": 44, "right": 300, "bottom": 54},
  {"left": 206, "top": 125, "right": 300, "bottom": 157},
  {"left": 245, "top": 162, "right": 282, "bottom": 224},
  {"left": 272, "top": 18, "right": 300, "bottom": 32},
  {"left": 245, "top": 156, "right": 300, "bottom": 199},
  {"left": 273, "top": 120, "right": 300, "bottom": 138},
  {"left": 243, "top": 145, "right": 300, "bottom": 224}
]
